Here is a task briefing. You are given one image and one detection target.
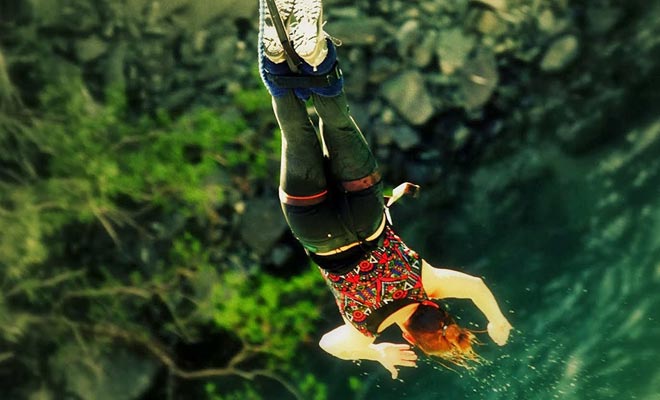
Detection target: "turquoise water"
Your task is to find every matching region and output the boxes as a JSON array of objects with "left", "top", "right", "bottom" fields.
[{"left": 343, "top": 121, "right": 660, "bottom": 399}]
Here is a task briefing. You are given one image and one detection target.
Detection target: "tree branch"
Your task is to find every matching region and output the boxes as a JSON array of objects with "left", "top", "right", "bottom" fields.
[
  {"left": 6, "top": 269, "right": 86, "bottom": 298},
  {"left": 82, "top": 322, "right": 304, "bottom": 400}
]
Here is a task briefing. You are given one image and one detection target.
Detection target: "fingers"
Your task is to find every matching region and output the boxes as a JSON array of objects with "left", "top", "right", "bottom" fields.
[
  {"left": 401, "top": 351, "right": 417, "bottom": 362},
  {"left": 388, "top": 365, "right": 398, "bottom": 380},
  {"left": 377, "top": 343, "right": 419, "bottom": 379}
]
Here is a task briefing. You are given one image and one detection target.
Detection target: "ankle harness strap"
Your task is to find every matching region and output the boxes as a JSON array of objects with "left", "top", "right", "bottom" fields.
[{"left": 265, "top": 62, "right": 343, "bottom": 88}]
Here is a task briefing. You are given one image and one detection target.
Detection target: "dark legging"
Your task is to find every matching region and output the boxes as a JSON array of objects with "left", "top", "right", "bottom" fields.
[{"left": 273, "top": 90, "right": 383, "bottom": 254}]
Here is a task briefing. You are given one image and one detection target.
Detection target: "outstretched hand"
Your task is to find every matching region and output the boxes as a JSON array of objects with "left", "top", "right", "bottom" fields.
[
  {"left": 371, "top": 342, "right": 417, "bottom": 379},
  {"left": 487, "top": 318, "right": 513, "bottom": 346}
]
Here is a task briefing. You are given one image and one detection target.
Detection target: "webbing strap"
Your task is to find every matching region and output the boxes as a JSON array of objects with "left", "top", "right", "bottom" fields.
[
  {"left": 265, "top": 62, "right": 343, "bottom": 88},
  {"left": 385, "top": 182, "right": 420, "bottom": 225},
  {"left": 265, "top": 0, "right": 303, "bottom": 73}
]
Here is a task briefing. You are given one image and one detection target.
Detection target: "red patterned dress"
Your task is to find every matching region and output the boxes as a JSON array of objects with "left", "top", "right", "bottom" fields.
[{"left": 319, "top": 225, "right": 428, "bottom": 337}]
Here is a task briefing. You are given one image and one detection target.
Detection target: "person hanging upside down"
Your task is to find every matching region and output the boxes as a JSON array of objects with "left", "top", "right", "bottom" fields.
[{"left": 258, "top": 0, "right": 513, "bottom": 379}]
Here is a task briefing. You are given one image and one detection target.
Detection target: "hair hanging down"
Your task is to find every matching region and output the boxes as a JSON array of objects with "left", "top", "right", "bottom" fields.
[{"left": 402, "top": 301, "right": 481, "bottom": 369}]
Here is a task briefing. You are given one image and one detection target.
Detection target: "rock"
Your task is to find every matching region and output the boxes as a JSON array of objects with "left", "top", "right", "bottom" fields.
[
  {"left": 459, "top": 49, "right": 499, "bottom": 110},
  {"left": 412, "top": 31, "right": 437, "bottom": 68},
  {"left": 452, "top": 125, "right": 472, "bottom": 150},
  {"left": 269, "top": 244, "right": 294, "bottom": 267},
  {"left": 50, "top": 344, "right": 157, "bottom": 400},
  {"left": 381, "top": 70, "right": 435, "bottom": 126},
  {"left": 161, "top": 0, "right": 256, "bottom": 32},
  {"left": 374, "top": 122, "right": 395, "bottom": 146},
  {"left": 474, "top": 9, "right": 505, "bottom": 36},
  {"left": 392, "top": 125, "right": 421, "bottom": 150},
  {"left": 239, "top": 197, "right": 288, "bottom": 256},
  {"left": 537, "top": 9, "right": 570, "bottom": 35},
  {"left": 75, "top": 35, "right": 108, "bottom": 63},
  {"left": 394, "top": 19, "right": 435, "bottom": 67},
  {"left": 540, "top": 35, "right": 579, "bottom": 72},
  {"left": 436, "top": 27, "right": 476, "bottom": 75},
  {"left": 396, "top": 20, "right": 421, "bottom": 59},
  {"left": 327, "top": 17, "right": 387, "bottom": 46},
  {"left": 471, "top": 0, "right": 507, "bottom": 11},
  {"left": 368, "top": 56, "right": 400, "bottom": 84}
]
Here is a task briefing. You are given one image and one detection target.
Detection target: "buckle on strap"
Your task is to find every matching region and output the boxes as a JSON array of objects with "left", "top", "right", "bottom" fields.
[{"left": 265, "top": 63, "right": 342, "bottom": 89}]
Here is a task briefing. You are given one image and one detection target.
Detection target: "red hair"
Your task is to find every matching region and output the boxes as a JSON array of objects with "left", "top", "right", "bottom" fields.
[{"left": 402, "top": 301, "right": 480, "bottom": 368}]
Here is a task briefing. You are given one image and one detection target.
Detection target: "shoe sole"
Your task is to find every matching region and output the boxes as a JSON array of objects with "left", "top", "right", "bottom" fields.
[
  {"left": 262, "top": 0, "right": 296, "bottom": 63},
  {"left": 291, "top": 1, "right": 328, "bottom": 66}
]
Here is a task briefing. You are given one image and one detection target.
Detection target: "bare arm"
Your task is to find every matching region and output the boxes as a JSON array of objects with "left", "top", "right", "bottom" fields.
[
  {"left": 319, "top": 321, "right": 417, "bottom": 379},
  {"left": 421, "top": 260, "right": 513, "bottom": 345}
]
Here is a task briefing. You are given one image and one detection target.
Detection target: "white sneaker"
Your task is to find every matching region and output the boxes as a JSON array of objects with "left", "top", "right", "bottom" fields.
[
  {"left": 289, "top": 0, "right": 328, "bottom": 67},
  {"left": 262, "top": 0, "right": 295, "bottom": 63}
]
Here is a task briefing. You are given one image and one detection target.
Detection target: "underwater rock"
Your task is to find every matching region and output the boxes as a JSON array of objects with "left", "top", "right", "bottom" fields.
[
  {"left": 381, "top": 70, "right": 435, "bottom": 126},
  {"left": 540, "top": 35, "right": 580, "bottom": 72},
  {"left": 465, "top": 147, "right": 552, "bottom": 232}
]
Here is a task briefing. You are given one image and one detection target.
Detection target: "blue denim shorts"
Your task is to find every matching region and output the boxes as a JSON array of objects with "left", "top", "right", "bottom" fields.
[{"left": 260, "top": 39, "right": 344, "bottom": 100}]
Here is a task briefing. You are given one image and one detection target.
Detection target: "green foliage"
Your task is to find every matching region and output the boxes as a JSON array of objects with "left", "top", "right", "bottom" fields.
[
  {"left": 0, "top": 66, "right": 319, "bottom": 399},
  {"left": 298, "top": 373, "right": 328, "bottom": 400},
  {"left": 205, "top": 382, "right": 262, "bottom": 400},
  {"left": 33, "top": 78, "right": 276, "bottom": 219},
  {"left": 212, "top": 262, "right": 324, "bottom": 359},
  {"left": 233, "top": 88, "right": 272, "bottom": 114}
]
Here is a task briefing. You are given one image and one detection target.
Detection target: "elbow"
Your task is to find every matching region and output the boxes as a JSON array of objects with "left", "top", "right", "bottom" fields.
[
  {"left": 318, "top": 333, "right": 332, "bottom": 353},
  {"left": 319, "top": 332, "right": 343, "bottom": 356},
  {"left": 469, "top": 276, "right": 487, "bottom": 290},
  {"left": 319, "top": 332, "right": 355, "bottom": 360}
]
